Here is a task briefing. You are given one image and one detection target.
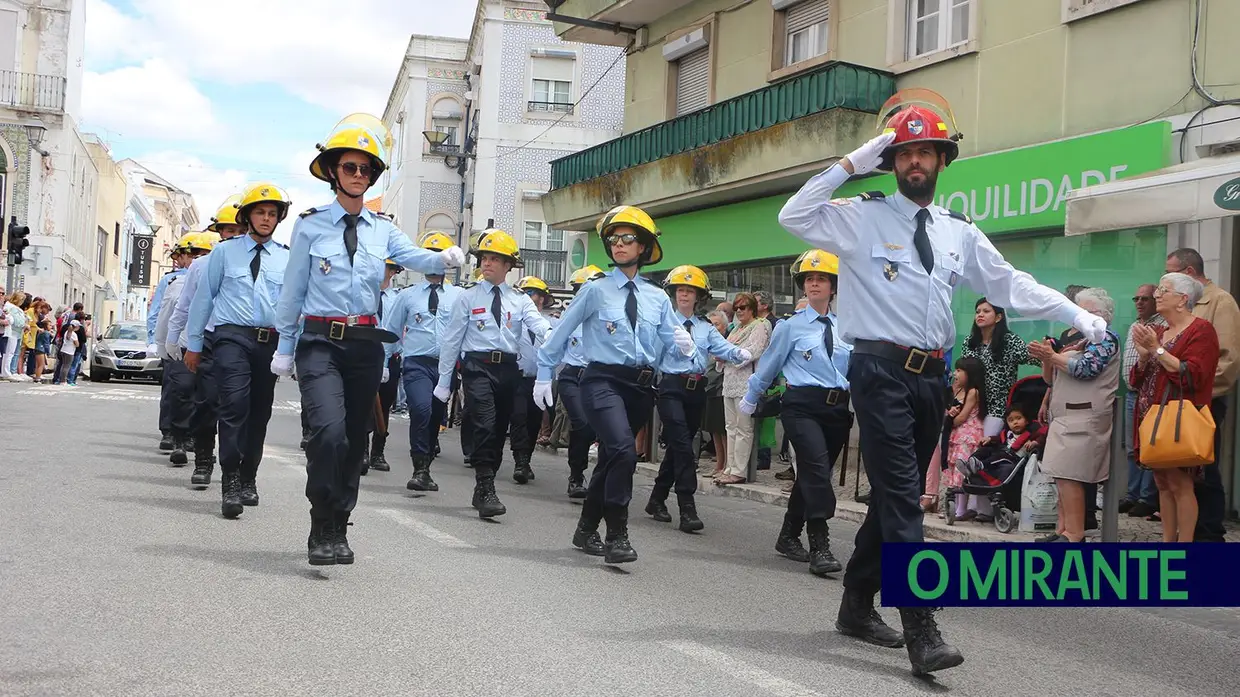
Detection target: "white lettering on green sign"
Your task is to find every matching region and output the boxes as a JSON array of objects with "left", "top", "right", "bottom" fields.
[
  {"left": 1215, "top": 177, "right": 1240, "bottom": 212},
  {"left": 937, "top": 166, "right": 1129, "bottom": 222}
]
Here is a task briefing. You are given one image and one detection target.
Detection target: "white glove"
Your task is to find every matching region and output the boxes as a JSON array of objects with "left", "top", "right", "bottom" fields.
[
  {"left": 673, "top": 327, "right": 695, "bottom": 356},
  {"left": 164, "top": 342, "right": 182, "bottom": 361},
  {"left": 381, "top": 364, "right": 390, "bottom": 383},
  {"left": 433, "top": 385, "right": 452, "bottom": 403},
  {"left": 735, "top": 348, "right": 753, "bottom": 367},
  {"left": 533, "top": 380, "right": 554, "bottom": 411},
  {"left": 440, "top": 246, "right": 466, "bottom": 268},
  {"left": 147, "top": 343, "right": 159, "bottom": 358},
  {"left": 738, "top": 395, "right": 758, "bottom": 416},
  {"left": 1073, "top": 310, "right": 1108, "bottom": 344},
  {"left": 270, "top": 353, "right": 295, "bottom": 377},
  {"left": 845, "top": 131, "right": 897, "bottom": 176}
]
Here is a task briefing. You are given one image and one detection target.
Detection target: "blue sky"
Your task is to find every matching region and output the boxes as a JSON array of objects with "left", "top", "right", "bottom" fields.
[{"left": 80, "top": 0, "right": 479, "bottom": 238}]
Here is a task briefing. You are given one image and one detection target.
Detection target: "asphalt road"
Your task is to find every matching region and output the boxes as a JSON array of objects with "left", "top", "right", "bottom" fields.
[{"left": 2, "top": 378, "right": 1239, "bottom": 696}]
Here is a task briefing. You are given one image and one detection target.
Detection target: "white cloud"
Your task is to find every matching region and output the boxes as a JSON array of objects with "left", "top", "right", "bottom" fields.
[{"left": 82, "top": 59, "right": 222, "bottom": 140}]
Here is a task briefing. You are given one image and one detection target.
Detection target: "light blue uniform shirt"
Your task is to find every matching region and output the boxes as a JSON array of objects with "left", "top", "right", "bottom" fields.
[
  {"left": 561, "top": 326, "right": 588, "bottom": 369},
  {"left": 537, "top": 268, "right": 684, "bottom": 382},
  {"left": 518, "top": 312, "right": 558, "bottom": 377},
  {"left": 744, "top": 308, "right": 851, "bottom": 404},
  {"left": 167, "top": 251, "right": 221, "bottom": 349},
  {"left": 185, "top": 236, "right": 291, "bottom": 352},
  {"left": 146, "top": 268, "right": 186, "bottom": 344},
  {"left": 777, "top": 164, "right": 1082, "bottom": 349},
  {"left": 437, "top": 280, "right": 552, "bottom": 389},
  {"left": 660, "top": 311, "right": 744, "bottom": 376},
  {"left": 382, "top": 279, "right": 463, "bottom": 360},
  {"left": 275, "top": 201, "right": 448, "bottom": 354}
]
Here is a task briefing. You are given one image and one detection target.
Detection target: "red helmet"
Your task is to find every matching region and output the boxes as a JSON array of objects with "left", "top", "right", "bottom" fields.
[{"left": 877, "top": 104, "right": 960, "bottom": 172}]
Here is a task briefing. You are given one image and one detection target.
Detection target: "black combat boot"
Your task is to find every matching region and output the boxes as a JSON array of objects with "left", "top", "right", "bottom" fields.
[
  {"left": 169, "top": 436, "right": 188, "bottom": 466},
  {"left": 836, "top": 588, "right": 905, "bottom": 648},
  {"left": 644, "top": 487, "right": 672, "bottom": 522},
  {"left": 159, "top": 430, "right": 174, "bottom": 451},
  {"left": 333, "top": 512, "right": 355, "bottom": 564},
  {"left": 191, "top": 434, "right": 215, "bottom": 487},
  {"left": 806, "top": 519, "right": 842, "bottom": 575},
  {"left": 899, "top": 608, "right": 964, "bottom": 676},
  {"left": 406, "top": 454, "right": 438, "bottom": 492},
  {"left": 676, "top": 493, "right": 704, "bottom": 533},
  {"left": 572, "top": 498, "right": 605, "bottom": 556},
  {"left": 472, "top": 472, "right": 506, "bottom": 518},
  {"left": 512, "top": 451, "right": 533, "bottom": 485},
  {"left": 359, "top": 442, "right": 370, "bottom": 476},
  {"left": 220, "top": 472, "right": 244, "bottom": 519},
  {"left": 566, "top": 470, "right": 587, "bottom": 499},
  {"left": 307, "top": 516, "right": 336, "bottom": 566},
  {"left": 775, "top": 514, "right": 810, "bottom": 562},
  {"left": 239, "top": 479, "right": 259, "bottom": 507},
  {"left": 369, "top": 436, "right": 390, "bottom": 472},
  {"left": 602, "top": 505, "right": 638, "bottom": 564}
]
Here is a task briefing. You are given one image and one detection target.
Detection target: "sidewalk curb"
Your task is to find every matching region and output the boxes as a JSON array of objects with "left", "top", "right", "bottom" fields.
[{"left": 632, "top": 462, "right": 1036, "bottom": 543}]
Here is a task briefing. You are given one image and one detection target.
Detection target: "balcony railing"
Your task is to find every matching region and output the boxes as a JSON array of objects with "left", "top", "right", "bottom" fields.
[
  {"left": 528, "top": 100, "right": 575, "bottom": 115},
  {"left": 520, "top": 248, "right": 568, "bottom": 287},
  {"left": 550, "top": 62, "right": 894, "bottom": 190},
  {"left": 429, "top": 143, "right": 461, "bottom": 156},
  {"left": 0, "top": 70, "right": 66, "bottom": 112}
]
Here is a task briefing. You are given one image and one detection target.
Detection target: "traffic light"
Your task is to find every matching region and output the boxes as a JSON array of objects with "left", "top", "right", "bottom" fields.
[{"left": 7, "top": 216, "right": 30, "bottom": 264}]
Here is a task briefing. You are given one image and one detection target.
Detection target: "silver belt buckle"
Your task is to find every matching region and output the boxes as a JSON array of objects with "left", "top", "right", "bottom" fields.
[{"left": 346, "top": 315, "right": 362, "bottom": 326}]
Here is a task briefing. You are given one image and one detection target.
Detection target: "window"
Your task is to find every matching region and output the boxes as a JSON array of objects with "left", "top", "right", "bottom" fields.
[
  {"left": 530, "top": 56, "right": 575, "bottom": 113},
  {"left": 429, "top": 97, "right": 463, "bottom": 152},
  {"left": 783, "top": 0, "right": 830, "bottom": 66},
  {"left": 96, "top": 227, "right": 107, "bottom": 274},
  {"left": 521, "top": 197, "right": 566, "bottom": 285},
  {"left": 674, "top": 48, "right": 711, "bottom": 116},
  {"left": 907, "top": 0, "right": 971, "bottom": 59},
  {"left": 113, "top": 222, "right": 120, "bottom": 255},
  {"left": 431, "top": 120, "right": 458, "bottom": 146}
]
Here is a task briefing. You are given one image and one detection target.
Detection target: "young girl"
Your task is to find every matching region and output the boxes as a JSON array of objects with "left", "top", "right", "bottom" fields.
[
  {"left": 941, "top": 357, "right": 987, "bottom": 520},
  {"left": 53, "top": 320, "right": 80, "bottom": 385},
  {"left": 33, "top": 320, "right": 53, "bottom": 382}
]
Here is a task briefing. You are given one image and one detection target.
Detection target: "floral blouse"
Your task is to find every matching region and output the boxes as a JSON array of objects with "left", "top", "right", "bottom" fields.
[
  {"left": 960, "top": 332, "right": 1040, "bottom": 420},
  {"left": 1065, "top": 330, "right": 1121, "bottom": 380}
]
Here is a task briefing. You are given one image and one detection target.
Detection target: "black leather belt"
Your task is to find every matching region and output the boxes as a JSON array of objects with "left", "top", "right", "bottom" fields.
[
  {"left": 465, "top": 350, "right": 518, "bottom": 365},
  {"left": 852, "top": 339, "right": 946, "bottom": 377},
  {"left": 409, "top": 354, "right": 438, "bottom": 366},
  {"left": 303, "top": 318, "right": 399, "bottom": 343},
  {"left": 787, "top": 385, "right": 850, "bottom": 408},
  {"left": 217, "top": 324, "right": 278, "bottom": 344},
  {"left": 664, "top": 372, "right": 706, "bottom": 392},
  {"left": 560, "top": 365, "right": 585, "bottom": 380},
  {"left": 586, "top": 362, "right": 655, "bottom": 387}
]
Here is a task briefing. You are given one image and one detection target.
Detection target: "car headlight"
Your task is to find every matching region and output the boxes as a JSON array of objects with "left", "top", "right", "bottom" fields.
[{"left": 96, "top": 345, "right": 114, "bottom": 357}]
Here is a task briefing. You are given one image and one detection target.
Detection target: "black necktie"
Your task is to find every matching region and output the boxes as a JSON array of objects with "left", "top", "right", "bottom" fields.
[
  {"left": 818, "top": 316, "right": 834, "bottom": 358},
  {"left": 428, "top": 283, "right": 441, "bottom": 315},
  {"left": 683, "top": 319, "right": 693, "bottom": 333},
  {"left": 343, "top": 214, "right": 359, "bottom": 264},
  {"left": 914, "top": 208, "right": 934, "bottom": 273},
  {"left": 624, "top": 281, "right": 637, "bottom": 329},
  {"left": 250, "top": 243, "right": 263, "bottom": 282},
  {"left": 491, "top": 286, "right": 502, "bottom": 327},
  {"left": 378, "top": 292, "right": 385, "bottom": 320}
]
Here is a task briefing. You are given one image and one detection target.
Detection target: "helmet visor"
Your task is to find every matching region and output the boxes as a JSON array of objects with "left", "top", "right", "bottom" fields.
[{"left": 876, "top": 88, "right": 959, "bottom": 136}]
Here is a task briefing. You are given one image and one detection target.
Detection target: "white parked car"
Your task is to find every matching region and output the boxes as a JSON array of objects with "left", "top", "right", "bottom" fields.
[{"left": 91, "top": 322, "right": 162, "bottom": 383}]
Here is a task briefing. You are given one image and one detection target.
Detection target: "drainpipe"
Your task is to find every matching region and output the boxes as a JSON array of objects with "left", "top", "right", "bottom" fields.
[{"left": 453, "top": 75, "right": 474, "bottom": 285}]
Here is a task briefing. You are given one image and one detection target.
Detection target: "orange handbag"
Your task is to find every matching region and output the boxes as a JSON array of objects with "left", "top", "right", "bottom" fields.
[{"left": 1139, "top": 363, "right": 1215, "bottom": 469}]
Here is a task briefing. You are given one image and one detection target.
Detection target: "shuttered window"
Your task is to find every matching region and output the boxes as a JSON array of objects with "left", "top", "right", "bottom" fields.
[
  {"left": 785, "top": 0, "right": 830, "bottom": 65},
  {"left": 674, "top": 48, "right": 710, "bottom": 116}
]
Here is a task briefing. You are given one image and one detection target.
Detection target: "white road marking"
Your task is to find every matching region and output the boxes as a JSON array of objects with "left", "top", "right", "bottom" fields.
[
  {"left": 377, "top": 508, "right": 474, "bottom": 549},
  {"left": 660, "top": 641, "right": 827, "bottom": 697}
]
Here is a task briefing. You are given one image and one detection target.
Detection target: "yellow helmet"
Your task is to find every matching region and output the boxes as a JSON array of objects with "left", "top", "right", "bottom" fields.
[
  {"left": 568, "top": 265, "right": 606, "bottom": 288},
  {"left": 208, "top": 194, "right": 244, "bottom": 232},
  {"left": 419, "top": 231, "right": 454, "bottom": 251},
  {"left": 663, "top": 264, "right": 710, "bottom": 293},
  {"left": 597, "top": 205, "right": 662, "bottom": 266},
  {"left": 183, "top": 231, "right": 220, "bottom": 254},
  {"left": 235, "top": 182, "right": 292, "bottom": 227},
  {"left": 171, "top": 232, "right": 197, "bottom": 255},
  {"left": 790, "top": 249, "right": 839, "bottom": 285},
  {"left": 310, "top": 113, "right": 392, "bottom": 184},
  {"left": 471, "top": 229, "right": 523, "bottom": 268},
  {"left": 515, "top": 276, "right": 550, "bottom": 295},
  {"left": 385, "top": 259, "right": 404, "bottom": 271}
]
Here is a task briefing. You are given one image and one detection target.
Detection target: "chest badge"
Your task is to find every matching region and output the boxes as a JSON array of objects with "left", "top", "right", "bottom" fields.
[
  {"left": 802, "top": 350, "right": 813, "bottom": 361},
  {"left": 570, "top": 337, "right": 579, "bottom": 347},
  {"left": 605, "top": 321, "right": 617, "bottom": 335},
  {"left": 883, "top": 262, "right": 899, "bottom": 282},
  {"left": 884, "top": 243, "right": 904, "bottom": 251},
  {"left": 319, "top": 259, "right": 331, "bottom": 275},
  {"left": 414, "top": 313, "right": 423, "bottom": 324},
  {"left": 476, "top": 319, "right": 487, "bottom": 330}
]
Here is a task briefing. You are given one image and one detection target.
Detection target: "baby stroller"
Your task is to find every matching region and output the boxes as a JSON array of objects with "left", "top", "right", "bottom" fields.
[{"left": 942, "top": 375, "right": 1049, "bottom": 534}]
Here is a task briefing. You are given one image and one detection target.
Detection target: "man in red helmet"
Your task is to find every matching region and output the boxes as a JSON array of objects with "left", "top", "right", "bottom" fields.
[{"left": 778, "top": 103, "right": 1107, "bottom": 676}]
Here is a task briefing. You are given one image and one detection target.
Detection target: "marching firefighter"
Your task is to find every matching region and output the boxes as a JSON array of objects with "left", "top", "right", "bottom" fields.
[
  {"left": 149, "top": 242, "right": 192, "bottom": 451},
  {"left": 380, "top": 231, "right": 462, "bottom": 493},
  {"left": 556, "top": 265, "right": 606, "bottom": 499},
  {"left": 777, "top": 90, "right": 1105, "bottom": 674},
  {"left": 185, "top": 182, "right": 292, "bottom": 519},
  {"left": 645, "top": 264, "right": 750, "bottom": 533},
  {"left": 509, "top": 275, "right": 557, "bottom": 485},
  {"left": 275, "top": 113, "right": 465, "bottom": 566},
  {"left": 534, "top": 205, "right": 697, "bottom": 564},
  {"left": 165, "top": 194, "right": 246, "bottom": 488},
  {"left": 154, "top": 232, "right": 216, "bottom": 465},
  {"left": 740, "top": 250, "right": 851, "bottom": 576},
  {"left": 434, "top": 230, "right": 550, "bottom": 518},
  {"left": 361, "top": 257, "right": 405, "bottom": 475}
]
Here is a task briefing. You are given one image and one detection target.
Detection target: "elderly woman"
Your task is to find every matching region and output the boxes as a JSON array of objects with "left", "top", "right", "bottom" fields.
[
  {"left": 1028, "top": 288, "right": 1122, "bottom": 543},
  {"left": 717, "top": 292, "right": 771, "bottom": 485},
  {"left": 1129, "top": 273, "right": 1220, "bottom": 542}
]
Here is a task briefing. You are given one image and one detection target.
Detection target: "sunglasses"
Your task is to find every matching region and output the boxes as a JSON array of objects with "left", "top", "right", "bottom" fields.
[
  {"left": 605, "top": 233, "right": 640, "bottom": 246},
  {"left": 1132, "top": 296, "right": 1154, "bottom": 302},
  {"left": 735, "top": 304, "right": 753, "bottom": 311},
  {"left": 339, "top": 162, "right": 374, "bottom": 178}
]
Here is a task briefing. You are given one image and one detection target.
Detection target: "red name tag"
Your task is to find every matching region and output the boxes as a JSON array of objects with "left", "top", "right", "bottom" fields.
[{"left": 471, "top": 307, "right": 486, "bottom": 315}]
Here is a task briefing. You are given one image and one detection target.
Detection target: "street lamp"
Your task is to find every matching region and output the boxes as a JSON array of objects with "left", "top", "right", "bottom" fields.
[
  {"left": 422, "top": 129, "right": 449, "bottom": 147},
  {"left": 24, "top": 123, "right": 48, "bottom": 157},
  {"left": 423, "top": 129, "right": 471, "bottom": 174}
]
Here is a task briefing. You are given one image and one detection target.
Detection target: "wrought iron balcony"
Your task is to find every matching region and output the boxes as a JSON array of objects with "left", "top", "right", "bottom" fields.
[
  {"left": 429, "top": 142, "right": 461, "bottom": 156},
  {"left": 0, "top": 70, "right": 66, "bottom": 113},
  {"left": 528, "top": 100, "right": 575, "bottom": 115},
  {"left": 520, "top": 248, "right": 568, "bottom": 287},
  {"left": 550, "top": 62, "right": 894, "bottom": 189}
]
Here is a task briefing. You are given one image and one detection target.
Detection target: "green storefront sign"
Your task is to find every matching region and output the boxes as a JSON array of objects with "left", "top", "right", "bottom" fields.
[
  {"left": 1215, "top": 176, "right": 1240, "bottom": 212},
  {"left": 587, "top": 122, "right": 1172, "bottom": 272}
]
